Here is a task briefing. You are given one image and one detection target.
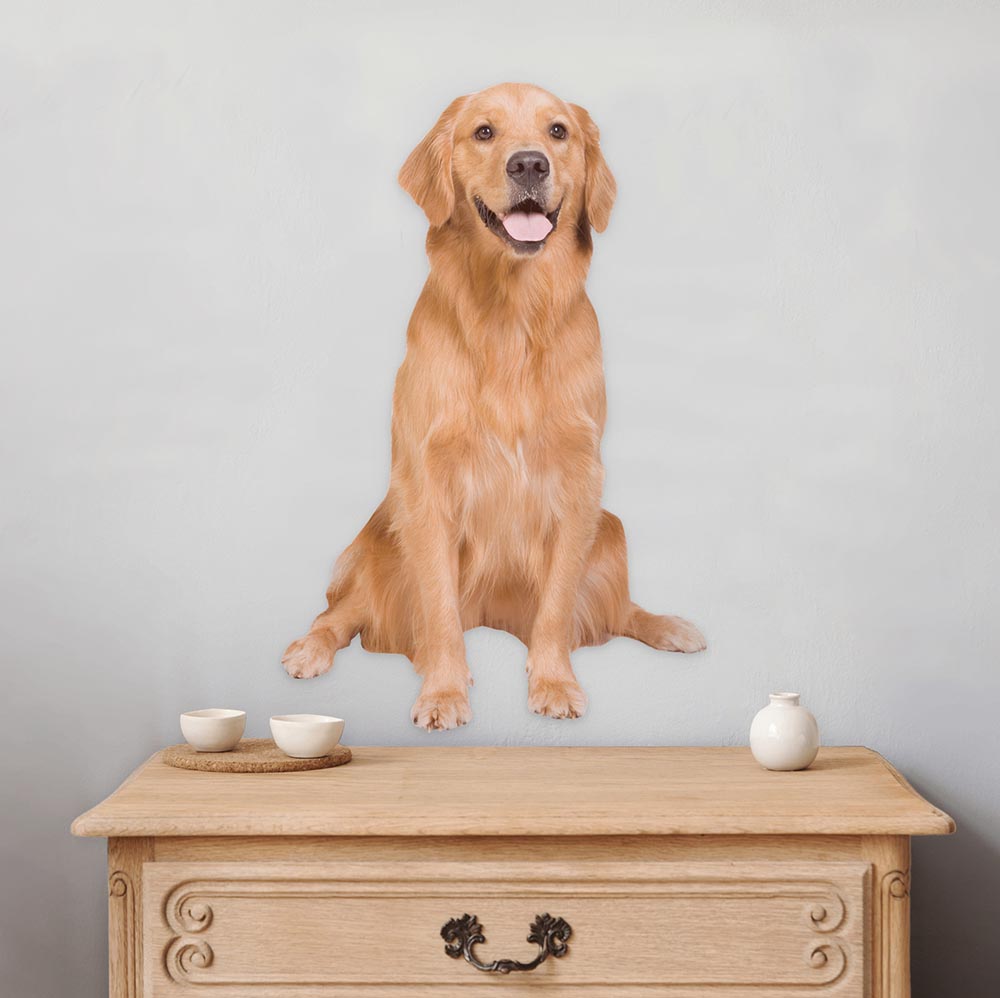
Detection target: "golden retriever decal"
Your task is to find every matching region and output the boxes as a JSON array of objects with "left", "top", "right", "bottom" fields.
[{"left": 283, "top": 83, "right": 705, "bottom": 729}]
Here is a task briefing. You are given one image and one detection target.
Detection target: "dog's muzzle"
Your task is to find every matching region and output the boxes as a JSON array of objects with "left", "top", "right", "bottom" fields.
[{"left": 474, "top": 194, "right": 561, "bottom": 255}]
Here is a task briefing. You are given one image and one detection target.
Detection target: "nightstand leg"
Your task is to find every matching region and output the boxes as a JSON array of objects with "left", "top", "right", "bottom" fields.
[
  {"left": 866, "top": 835, "right": 911, "bottom": 998},
  {"left": 108, "top": 837, "right": 152, "bottom": 998}
]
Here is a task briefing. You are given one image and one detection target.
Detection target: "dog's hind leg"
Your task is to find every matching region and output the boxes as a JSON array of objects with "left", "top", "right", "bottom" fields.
[
  {"left": 621, "top": 603, "right": 706, "bottom": 653},
  {"left": 574, "top": 510, "right": 706, "bottom": 654}
]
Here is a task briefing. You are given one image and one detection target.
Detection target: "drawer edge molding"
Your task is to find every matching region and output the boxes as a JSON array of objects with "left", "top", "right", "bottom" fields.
[{"left": 152, "top": 864, "right": 865, "bottom": 988}]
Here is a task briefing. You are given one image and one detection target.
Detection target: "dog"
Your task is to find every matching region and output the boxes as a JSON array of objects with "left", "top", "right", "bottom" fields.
[{"left": 282, "top": 82, "right": 706, "bottom": 729}]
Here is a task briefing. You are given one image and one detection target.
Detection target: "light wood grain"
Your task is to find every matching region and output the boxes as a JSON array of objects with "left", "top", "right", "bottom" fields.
[
  {"left": 72, "top": 746, "right": 954, "bottom": 838},
  {"left": 108, "top": 838, "right": 152, "bottom": 998},
  {"left": 864, "top": 835, "right": 911, "bottom": 998},
  {"left": 143, "top": 859, "right": 868, "bottom": 995},
  {"left": 151, "top": 832, "right": 870, "bottom": 864},
  {"left": 74, "top": 747, "right": 954, "bottom": 997}
]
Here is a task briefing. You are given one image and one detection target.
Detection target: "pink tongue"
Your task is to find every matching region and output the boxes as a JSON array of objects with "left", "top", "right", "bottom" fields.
[{"left": 502, "top": 211, "right": 553, "bottom": 242}]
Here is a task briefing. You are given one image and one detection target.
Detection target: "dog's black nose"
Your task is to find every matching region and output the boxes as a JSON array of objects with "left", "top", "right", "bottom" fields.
[{"left": 506, "top": 150, "right": 549, "bottom": 185}]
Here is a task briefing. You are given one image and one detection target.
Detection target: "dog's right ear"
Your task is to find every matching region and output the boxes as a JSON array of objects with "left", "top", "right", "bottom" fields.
[{"left": 399, "top": 96, "right": 467, "bottom": 228}]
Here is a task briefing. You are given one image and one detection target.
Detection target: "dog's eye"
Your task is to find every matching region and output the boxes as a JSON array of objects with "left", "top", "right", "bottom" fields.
[
  {"left": 474, "top": 125, "right": 493, "bottom": 141},
  {"left": 550, "top": 123, "right": 567, "bottom": 140}
]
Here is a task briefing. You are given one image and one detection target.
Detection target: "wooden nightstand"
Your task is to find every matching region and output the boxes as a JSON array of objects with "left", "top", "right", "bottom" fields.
[{"left": 72, "top": 746, "right": 953, "bottom": 997}]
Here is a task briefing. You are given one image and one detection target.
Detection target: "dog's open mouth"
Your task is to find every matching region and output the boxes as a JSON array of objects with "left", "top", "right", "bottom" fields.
[{"left": 474, "top": 196, "right": 561, "bottom": 254}]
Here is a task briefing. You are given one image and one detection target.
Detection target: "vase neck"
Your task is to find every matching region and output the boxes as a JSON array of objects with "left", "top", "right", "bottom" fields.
[{"left": 769, "top": 692, "right": 800, "bottom": 707}]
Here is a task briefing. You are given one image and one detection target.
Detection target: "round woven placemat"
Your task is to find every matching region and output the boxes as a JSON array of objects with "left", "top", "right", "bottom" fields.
[{"left": 162, "top": 738, "right": 352, "bottom": 773}]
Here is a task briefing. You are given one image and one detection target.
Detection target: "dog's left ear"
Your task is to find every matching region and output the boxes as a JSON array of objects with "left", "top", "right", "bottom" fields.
[
  {"left": 570, "top": 103, "right": 616, "bottom": 232},
  {"left": 399, "top": 96, "right": 468, "bottom": 228}
]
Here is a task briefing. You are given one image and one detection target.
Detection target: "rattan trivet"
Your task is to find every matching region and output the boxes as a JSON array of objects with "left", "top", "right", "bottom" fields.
[{"left": 162, "top": 738, "right": 352, "bottom": 773}]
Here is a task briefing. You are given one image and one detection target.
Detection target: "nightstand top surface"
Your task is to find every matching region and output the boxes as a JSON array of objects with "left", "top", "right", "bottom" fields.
[{"left": 72, "top": 745, "right": 954, "bottom": 838}]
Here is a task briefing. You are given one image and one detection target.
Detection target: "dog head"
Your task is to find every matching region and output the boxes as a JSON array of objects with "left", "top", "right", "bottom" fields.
[{"left": 399, "top": 83, "right": 616, "bottom": 258}]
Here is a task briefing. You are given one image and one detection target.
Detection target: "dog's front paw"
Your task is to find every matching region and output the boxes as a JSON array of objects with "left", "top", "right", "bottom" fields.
[
  {"left": 411, "top": 687, "right": 472, "bottom": 731},
  {"left": 282, "top": 633, "right": 334, "bottom": 679},
  {"left": 528, "top": 676, "right": 588, "bottom": 719}
]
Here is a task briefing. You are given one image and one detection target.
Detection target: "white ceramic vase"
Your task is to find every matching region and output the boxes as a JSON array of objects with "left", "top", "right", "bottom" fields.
[{"left": 749, "top": 692, "right": 820, "bottom": 771}]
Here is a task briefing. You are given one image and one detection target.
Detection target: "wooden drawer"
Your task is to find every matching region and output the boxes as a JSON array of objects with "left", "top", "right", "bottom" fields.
[{"left": 143, "top": 860, "right": 869, "bottom": 996}]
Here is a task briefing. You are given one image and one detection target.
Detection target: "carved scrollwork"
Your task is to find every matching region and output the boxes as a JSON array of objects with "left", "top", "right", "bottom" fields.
[
  {"left": 808, "top": 942, "right": 847, "bottom": 980},
  {"left": 884, "top": 870, "right": 910, "bottom": 900},
  {"left": 163, "top": 887, "right": 217, "bottom": 983},
  {"left": 806, "top": 893, "right": 847, "bottom": 933},
  {"left": 178, "top": 900, "right": 214, "bottom": 933},
  {"left": 109, "top": 871, "right": 132, "bottom": 899},
  {"left": 800, "top": 890, "right": 849, "bottom": 983},
  {"left": 442, "top": 912, "right": 572, "bottom": 974},
  {"left": 166, "top": 937, "right": 215, "bottom": 981},
  {"left": 165, "top": 888, "right": 215, "bottom": 934}
]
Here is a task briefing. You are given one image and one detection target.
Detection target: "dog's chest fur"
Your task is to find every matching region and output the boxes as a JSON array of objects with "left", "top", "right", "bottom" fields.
[{"left": 452, "top": 324, "right": 595, "bottom": 578}]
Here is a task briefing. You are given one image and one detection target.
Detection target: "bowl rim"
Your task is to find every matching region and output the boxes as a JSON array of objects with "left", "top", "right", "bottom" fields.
[
  {"left": 181, "top": 708, "right": 246, "bottom": 720},
  {"left": 270, "top": 713, "right": 344, "bottom": 726}
]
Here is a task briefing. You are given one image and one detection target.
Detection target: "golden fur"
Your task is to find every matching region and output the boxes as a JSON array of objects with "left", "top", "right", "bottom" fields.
[{"left": 283, "top": 83, "right": 705, "bottom": 729}]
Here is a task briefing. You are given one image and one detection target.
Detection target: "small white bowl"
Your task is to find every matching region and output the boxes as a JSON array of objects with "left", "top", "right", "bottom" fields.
[
  {"left": 180, "top": 709, "right": 246, "bottom": 752},
  {"left": 270, "top": 714, "right": 345, "bottom": 759}
]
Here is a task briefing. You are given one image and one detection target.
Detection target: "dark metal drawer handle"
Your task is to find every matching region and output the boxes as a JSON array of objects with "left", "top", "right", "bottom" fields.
[{"left": 441, "top": 913, "right": 572, "bottom": 974}]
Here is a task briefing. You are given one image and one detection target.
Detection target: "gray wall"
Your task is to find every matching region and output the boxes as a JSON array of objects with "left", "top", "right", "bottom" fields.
[{"left": 2, "top": 2, "right": 998, "bottom": 994}]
